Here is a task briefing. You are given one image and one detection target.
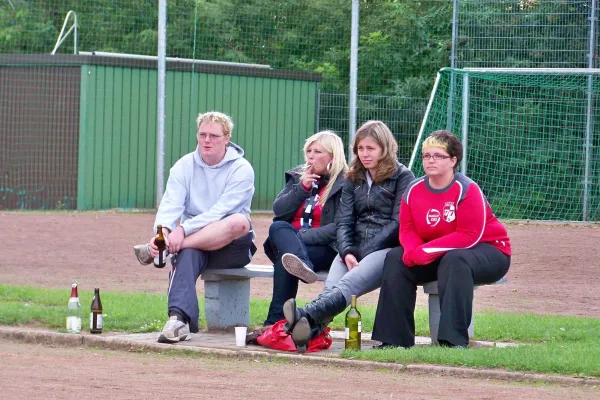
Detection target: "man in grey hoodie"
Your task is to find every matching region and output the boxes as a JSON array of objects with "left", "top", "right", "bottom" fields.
[{"left": 134, "top": 111, "right": 256, "bottom": 343}]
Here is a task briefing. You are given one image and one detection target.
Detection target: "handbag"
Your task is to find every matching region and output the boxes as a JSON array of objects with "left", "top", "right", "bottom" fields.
[{"left": 256, "top": 319, "right": 332, "bottom": 353}]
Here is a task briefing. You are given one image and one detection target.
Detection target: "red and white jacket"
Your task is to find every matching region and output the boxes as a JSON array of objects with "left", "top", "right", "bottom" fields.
[{"left": 400, "top": 173, "right": 511, "bottom": 267}]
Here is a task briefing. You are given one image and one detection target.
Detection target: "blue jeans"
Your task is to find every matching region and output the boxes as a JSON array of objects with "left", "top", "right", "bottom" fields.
[{"left": 264, "top": 221, "right": 337, "bottom": 325}]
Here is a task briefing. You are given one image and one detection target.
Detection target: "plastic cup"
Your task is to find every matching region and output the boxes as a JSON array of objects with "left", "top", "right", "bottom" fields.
[{"left": 235, "top": 326, "right": 247, "bottom": 347}]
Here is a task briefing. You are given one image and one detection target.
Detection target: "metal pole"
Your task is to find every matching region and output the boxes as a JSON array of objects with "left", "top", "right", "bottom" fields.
[
  {"left": 156, "top": 0, "right": 167, "bottom": 206},
  {"left": 584, "top": 0, "right": 597, "bottom": 221},
  {"left": 446, "top": 0, "right": 459, "bottom": 131},
  {"left": 409, "top": 73, "right": 442, "bottom": 170},
  {"left": 461, "top": 73, "right": 469, "bottom": 174},
  {"left": 348, "top": 0, "right": 359, "bottom": 163}
]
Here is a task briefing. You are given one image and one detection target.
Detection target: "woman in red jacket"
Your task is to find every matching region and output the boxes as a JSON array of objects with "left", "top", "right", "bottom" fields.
[{"left": 371, "top": 130, "right": 511, "bottom": 349}]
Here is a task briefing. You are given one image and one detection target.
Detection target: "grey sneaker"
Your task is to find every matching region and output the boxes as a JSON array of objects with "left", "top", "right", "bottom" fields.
[
  {"left": 282, "top": 253, "right": 317, "bottom": 284},
  {"left": 157, "top": 316, "right": 192, "bottom": 343},
  {"left": 133, "top": 244, "right": 153, "bottom": 265}
]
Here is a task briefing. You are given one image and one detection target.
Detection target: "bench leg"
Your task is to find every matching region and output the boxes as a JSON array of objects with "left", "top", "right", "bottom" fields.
[
  {"left": 427, "top": 294, "right": 475, "bottom": 344},
  {"left": 203, "top": 277, "right": 250, "bottom": 330}
]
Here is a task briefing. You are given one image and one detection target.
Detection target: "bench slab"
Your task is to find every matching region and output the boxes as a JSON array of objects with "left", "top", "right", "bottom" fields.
[{"left": 201, "top": 265, "right": 327, "bottom": 330}]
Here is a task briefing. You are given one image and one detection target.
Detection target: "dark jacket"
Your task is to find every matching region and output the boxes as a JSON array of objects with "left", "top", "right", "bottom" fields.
[
  {"left": 264, "top": 166, "right": 346, "bottom": 262},
  {"left": 337, "top": 161, "right": 415, "bottom": 261}
]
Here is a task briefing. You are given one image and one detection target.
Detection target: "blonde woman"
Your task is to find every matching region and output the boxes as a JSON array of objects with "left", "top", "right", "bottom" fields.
[
  {"left": 263, "top": 131, "right": 348, "bottom": 327},
  {"left": 282, "top": 120, "right": 415, "bottom": 352}
]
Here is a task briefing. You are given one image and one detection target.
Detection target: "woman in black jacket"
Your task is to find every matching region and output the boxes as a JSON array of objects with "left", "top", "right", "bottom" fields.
[
  {"left": 282, "top": 120, "right": 415, "bottom": 352},
  {"left": 263, "top": 131, "right": 348, "bottom": 327}
]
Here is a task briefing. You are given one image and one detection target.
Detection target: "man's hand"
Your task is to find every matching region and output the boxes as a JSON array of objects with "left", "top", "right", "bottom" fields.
[
  {"left": 148, "top": 227, "right": 172, "bottom": 258},
  {"left": 167, "top": 226, "right": 186, "bottom": 254},
  {"left": 344, "top": 254, "right": 359, "bottom": 270}
]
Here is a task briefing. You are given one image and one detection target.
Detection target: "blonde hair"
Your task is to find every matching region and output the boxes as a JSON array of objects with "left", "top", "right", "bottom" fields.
[
  {"left": 422, "top": 136, "right": 449, "bottom": 153},
  {"left": 346, "top": 120, "right": 398, "bottom": 184},
  {"left": 303, "top": 130, "right": 348, "bottom": 205},
  {"left": 196, "top": 111, "right": 234, "bottom": 137}
]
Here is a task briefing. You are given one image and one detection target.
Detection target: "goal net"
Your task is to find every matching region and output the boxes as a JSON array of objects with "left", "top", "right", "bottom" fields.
[{"left": 409, "top": 68, "right": 600, "bottom": 222}]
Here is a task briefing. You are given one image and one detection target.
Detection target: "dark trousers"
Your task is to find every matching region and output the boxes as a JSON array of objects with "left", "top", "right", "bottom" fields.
[
  {"left": 264, "top": 221, "right": 337, "bottom": 325},
  {"left": 167, "top": 230, "right": 255, "bottom": 333},
  {"left": 372, "top": 244, "right": 510, "bottom": 348}
]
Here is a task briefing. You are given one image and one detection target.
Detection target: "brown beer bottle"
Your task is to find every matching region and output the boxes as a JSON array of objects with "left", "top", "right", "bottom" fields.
[
  {"left": 154, "top": 224, "right": 167, "bottom": 268},
  {"left": 90, "top": 288, "right": 103, "bottom": 334}
]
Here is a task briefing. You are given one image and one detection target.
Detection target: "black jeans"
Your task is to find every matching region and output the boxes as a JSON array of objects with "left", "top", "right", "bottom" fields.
[
  {"left": 372, "top": 244, "right": 510, "bottom": 348},
  {"left": 264, "top": 221, "right": 337, "bottom": 325}
]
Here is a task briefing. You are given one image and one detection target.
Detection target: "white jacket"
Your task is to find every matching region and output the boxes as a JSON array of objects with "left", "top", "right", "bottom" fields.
[{"left": 153, "top": 142, "right": 255, "bottom": 236}]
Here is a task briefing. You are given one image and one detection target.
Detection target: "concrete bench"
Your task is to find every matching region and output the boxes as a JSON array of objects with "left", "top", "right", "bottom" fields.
[
  {"left": 200, "top": 264, "right": 328, "bottom": 330},
  {"left": 201, "top": 264, "right": 507, "bottom": 342},
  {"left": 422, "top": 276, "right": 507, "bottom": 344}
]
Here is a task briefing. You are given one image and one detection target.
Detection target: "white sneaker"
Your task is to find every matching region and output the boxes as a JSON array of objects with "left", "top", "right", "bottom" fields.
[
  {"left": 157, "top": 316, "right": 191, "bottom": 343},
  {"left": 282, "top": 253, "right": 318, "bottom": 284}
]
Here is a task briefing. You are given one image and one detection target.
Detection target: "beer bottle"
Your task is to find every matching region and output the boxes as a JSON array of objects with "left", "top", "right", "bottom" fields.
[
  {"left": 154, "top": 224, "right": 167, "bottom": 268},
  {"left": 344, "top": 295, "right": 361, "bottom": 350},
  {"left": 90, "top": 288, "right": 103, "bottom": 334},
  {"left": 66, "top": 282, "right": 82, "bottom": 334}
]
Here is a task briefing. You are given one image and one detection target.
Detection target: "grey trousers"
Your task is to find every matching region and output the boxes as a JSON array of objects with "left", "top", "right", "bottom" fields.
[
  {"left": 167, "top": 231, "right": 255, "bottom": 333},
  {"left": 323, "top": 248, "right": 392, "bottom": 305}
]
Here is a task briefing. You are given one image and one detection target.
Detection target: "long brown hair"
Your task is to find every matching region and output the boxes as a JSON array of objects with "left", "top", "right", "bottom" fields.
[{"left": 346, "top": 120, "right": 398, "bottom": 184}]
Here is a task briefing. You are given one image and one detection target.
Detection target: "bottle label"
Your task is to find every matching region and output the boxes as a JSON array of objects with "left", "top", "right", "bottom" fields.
[
  {"left": 90, "top": 313, "right": 103, "bottom": 329},
  {"left": 358, "top": 321, "right": 362, "bottom": 333},
  {"left": 154, "top": 250, "right": 168, "bottom": 266},
  {"left": 345, "top": 327, "right": 349, "bottom": 340},
  {"left": 66, "top": 316, "right": 81, "bottom": 332}
]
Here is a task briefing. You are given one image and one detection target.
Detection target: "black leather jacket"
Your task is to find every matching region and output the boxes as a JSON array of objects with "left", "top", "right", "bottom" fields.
[
  {"left": 337, "top": 161, "right": 415, "bottom": 261},
  {"left": 264, "top": 166, "right": 346, "bottom": 262}
]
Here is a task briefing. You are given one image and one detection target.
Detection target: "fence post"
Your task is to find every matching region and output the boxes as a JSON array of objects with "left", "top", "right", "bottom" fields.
[
  {"left": 584, "top": 0, "right": 597, "bottom": 221},
  {"left": 348, "top": 0, "right": 359, "bottom": 163},
  {"left": 446, "top": 0, "right": 459, "bottom": 131},
  {"left": 156, "top": 0, "right": 167, "bottom": 206},
  {"left": 461, "top": 73, "right": 469, "bottom": 175}
]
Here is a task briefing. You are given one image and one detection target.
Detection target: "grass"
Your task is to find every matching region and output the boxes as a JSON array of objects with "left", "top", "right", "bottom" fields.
[{"left": 1, "top": 284, "right": 599, "bottom": 378}]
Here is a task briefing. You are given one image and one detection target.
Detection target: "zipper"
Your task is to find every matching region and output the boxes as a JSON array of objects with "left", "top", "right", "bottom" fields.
[{"left": 364, "top": 184, "right": 372, "bottom": 244}]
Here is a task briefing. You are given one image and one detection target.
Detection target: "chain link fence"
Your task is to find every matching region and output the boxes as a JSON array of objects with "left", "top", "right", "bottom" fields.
[{"left": 1, "top": 0, "right": 598, "bottom": 216}]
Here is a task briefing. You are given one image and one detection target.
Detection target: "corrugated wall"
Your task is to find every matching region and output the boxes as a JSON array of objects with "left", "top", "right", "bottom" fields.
[
  {"left": 0, "top": 66, "right": 80, "bottom": 210},
  {"left": 77, "top": 65, "right": 318, "bottom": 210}
]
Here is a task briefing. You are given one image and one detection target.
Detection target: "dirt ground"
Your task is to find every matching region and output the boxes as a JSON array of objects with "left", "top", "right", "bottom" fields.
[
  {"left": 2, "top": 211, "right": 599, "bottom": 316},
  {"left": 2, "top": 211, "right": 600, "bottom": 398},
  {"left": 1, "top": 339, "right": 598, "bottom": 400}
]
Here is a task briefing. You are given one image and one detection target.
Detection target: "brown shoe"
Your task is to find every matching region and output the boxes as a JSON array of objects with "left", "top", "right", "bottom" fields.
[{"left": 133, "top": 244, "right": 153, "bottom": 265}]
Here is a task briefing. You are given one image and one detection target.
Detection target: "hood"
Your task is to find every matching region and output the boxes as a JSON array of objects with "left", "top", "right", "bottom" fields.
[{"left": 193, "top": 142, "right": 245, "bottom": 168}]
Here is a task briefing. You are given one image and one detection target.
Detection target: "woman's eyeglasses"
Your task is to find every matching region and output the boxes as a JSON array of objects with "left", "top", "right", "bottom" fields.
[{"left": 421, "top": 154, "right": 452, "bottom": 161}]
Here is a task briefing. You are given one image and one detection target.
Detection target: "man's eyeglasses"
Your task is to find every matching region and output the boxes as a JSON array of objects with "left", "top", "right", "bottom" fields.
[
  {"left": 198, "top": 133, "right": 225, "bottom": 141},
  {"left": 421, "top": 154, "right": 452, "bottom": 161}
]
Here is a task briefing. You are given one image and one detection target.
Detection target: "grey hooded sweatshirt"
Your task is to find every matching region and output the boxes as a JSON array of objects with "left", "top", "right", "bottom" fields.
[{"left": 154, "top": 142, "right": 255, "bottom": 236}]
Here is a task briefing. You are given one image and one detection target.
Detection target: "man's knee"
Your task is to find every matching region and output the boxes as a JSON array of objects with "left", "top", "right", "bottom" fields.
[{"left": 224, "top": 213, "right": 250, "bottom": 237}]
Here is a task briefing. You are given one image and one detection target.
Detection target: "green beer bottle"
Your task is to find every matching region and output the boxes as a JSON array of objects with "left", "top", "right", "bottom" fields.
[{"left": 344, "top": 295, "right": 361, "bottom": 350}]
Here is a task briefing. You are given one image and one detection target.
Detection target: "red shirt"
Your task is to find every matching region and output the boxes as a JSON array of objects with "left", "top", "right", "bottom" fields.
[
  {"left": 291, "top": 184, "right": 326, "bottom": 230},
  {"left": 400, "top": 173, "right": 511, "bottom": 267}
]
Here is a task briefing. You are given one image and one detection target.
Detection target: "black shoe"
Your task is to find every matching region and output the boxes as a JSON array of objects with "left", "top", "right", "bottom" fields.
[
  {"left": 372, "top": 342, "right": 404, "bottom": 350},
  {"left": 291, "top": 317, "right": 311, "bottom": 353},
  {"left": 283, "top": 298, "right": 303, "bottom": 334},
  {"left": 438, "top": 339, "right": 466, "bottom": 349}
]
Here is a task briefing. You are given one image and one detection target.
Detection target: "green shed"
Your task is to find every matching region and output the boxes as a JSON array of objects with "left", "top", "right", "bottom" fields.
[{"left": 0, "top": 54, "right": 321, "bottom": 211}]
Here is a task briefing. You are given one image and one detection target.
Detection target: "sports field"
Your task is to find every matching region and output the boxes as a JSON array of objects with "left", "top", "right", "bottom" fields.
[
  {"left": 3, "top": 211, "right": 599, "bottom": 317},
  {"left": 2, "top": 211, "right": 600, "bottom": 399}
]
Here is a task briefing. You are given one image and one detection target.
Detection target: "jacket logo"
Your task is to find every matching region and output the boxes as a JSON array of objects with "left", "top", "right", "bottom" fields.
[
  {"left": 426, "top": 209, "right": 441, "bottom": 226},
  {"left": 443, "top": 202, "right": 456, "bottom": 223}
]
